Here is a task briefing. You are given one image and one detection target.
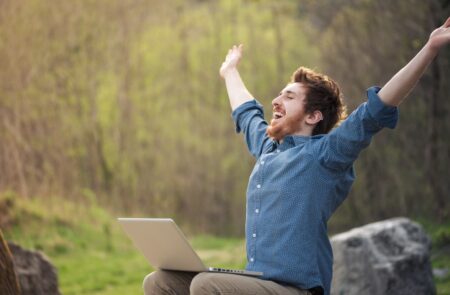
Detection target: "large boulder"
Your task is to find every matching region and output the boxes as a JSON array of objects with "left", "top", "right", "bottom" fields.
[
  {"left": 330, "top": 217, "right": 435, "bottom": 295},
  {"left": 8, "top": 242, "right": 60, "bottom": 295}
]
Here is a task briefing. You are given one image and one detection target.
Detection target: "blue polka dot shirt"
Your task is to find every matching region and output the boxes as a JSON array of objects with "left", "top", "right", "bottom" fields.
[{"left": 231, "top": 87, "right": 399, "bottom": 295}]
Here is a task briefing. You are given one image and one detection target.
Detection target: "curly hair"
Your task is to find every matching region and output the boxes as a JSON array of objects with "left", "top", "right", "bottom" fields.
[{"left": 291, "top": 67, "right": 347, "bottom": 135}]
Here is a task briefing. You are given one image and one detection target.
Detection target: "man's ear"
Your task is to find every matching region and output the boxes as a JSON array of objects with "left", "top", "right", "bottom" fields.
[{"left": 305, "top": 110, "right": 323, "bottom": 125}]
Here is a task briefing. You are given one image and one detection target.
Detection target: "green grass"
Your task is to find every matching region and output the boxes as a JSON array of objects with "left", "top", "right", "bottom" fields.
[
  {"left": 419, "top": 218, "right": 450, "bottom": 295},
  {"left": 2, "top": 193, "right": 449, "bottom": 294},
  {"left": 1, "top": 193, "right": 246, "bottom": 294}
]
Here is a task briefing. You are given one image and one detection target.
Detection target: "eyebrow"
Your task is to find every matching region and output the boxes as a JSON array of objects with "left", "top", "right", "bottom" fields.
[{"left": 279, "top": 90, "right": 297, "bottom": 96}]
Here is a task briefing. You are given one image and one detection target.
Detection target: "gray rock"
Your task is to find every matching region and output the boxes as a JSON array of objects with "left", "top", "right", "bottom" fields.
[
  {"left": 8, "top": 242, "right": 60, "bottom": 295},
  {"left": 330, "top": 217, "right": 435, "bottom": 295}
]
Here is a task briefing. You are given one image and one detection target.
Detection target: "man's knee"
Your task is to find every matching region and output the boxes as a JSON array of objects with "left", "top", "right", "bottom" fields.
[
  {"left": 143, "top": 271, "right": 160, "bottom": 294},
  {"left": 142, "top": 271, "right": 172, "bottom": 294},
  {"left": 190, "top": 273, "right": 211, "bottom": 295},
  {"left": 143, "top": 270, "right": 195, "bottom": 295},
  {"left": 190, "top": 273, "right": 236, "bottom": 295}
]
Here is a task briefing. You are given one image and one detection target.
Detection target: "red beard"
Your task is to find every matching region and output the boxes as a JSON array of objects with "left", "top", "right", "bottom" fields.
[
  {"left": 266, "top": 115, "right": 303, "bottom": 141},
  {"left": 266, "top": 119, "right": 285, "bottom": 141}
]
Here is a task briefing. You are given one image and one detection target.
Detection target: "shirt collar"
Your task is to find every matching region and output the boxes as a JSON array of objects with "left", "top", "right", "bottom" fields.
[
  {"left": 272, "top": 135, "right": 311, "bottom": 149},
  {"left": 291, "top": 135, "right": 311, "bottom": 146}
]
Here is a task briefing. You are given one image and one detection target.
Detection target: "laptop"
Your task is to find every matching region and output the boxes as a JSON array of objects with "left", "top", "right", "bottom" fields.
[{"left": 118, "top": 218, "right": 263, "bottom": 277}]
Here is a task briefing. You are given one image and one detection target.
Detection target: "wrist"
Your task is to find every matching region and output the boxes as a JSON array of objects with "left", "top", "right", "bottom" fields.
[
  {"left": 222, "top": 67, "right": 239, "bottom": 80},
  {"left": 424, "top": 40, "right": 440, "bottom": 57}
]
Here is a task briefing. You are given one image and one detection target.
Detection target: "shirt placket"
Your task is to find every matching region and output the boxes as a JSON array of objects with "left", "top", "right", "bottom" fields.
[{"left": 251, "top": 154, "right": 268, "bottom": 265}]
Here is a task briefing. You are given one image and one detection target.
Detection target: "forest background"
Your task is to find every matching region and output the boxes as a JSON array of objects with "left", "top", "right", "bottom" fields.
[
  {"left": 1, "top": 0, "right": 449, "bottom": 240},
  {"left": 1, "top": 0, "right": 450, "bottom": 293},
  {"left": 0, "top": 0, "right": 450, "bottom": 235}
]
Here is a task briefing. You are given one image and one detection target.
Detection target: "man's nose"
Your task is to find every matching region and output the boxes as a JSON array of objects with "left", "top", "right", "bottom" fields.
[{"left": 272, "top": 95, "right": 281, "bottom": 107}]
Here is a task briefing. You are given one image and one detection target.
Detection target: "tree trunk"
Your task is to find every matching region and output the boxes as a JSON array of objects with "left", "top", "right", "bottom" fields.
[
  {"left": 427, "top": 0, "right": 447, "bottom": 221},
  {"left": 271, "top": 4, "right": 285, "bottom": 86},
  {"left": 0, "top": 229, "right": 21, "bottom": 295}
]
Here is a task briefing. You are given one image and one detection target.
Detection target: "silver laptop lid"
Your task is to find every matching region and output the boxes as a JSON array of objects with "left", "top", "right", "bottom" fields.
[{"left": 118, "top": 218, "right": 207, "bottom": 272}]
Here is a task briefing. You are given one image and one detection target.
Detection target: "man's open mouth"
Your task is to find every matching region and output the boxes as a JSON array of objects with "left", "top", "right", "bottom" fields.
[{"left": 273, "top": 112, "right": 284, "bottom": 120}]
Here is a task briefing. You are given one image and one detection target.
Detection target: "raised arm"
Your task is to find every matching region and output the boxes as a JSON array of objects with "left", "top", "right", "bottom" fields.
[
  {"left": 220, "top": 44, "right": 254, "bottom": 111},
  {"left": 221, "top": 45, "right": 273, "bottom": 158},
  {"left": 378, "top": 17, "right": 450, "bottom": 106}
]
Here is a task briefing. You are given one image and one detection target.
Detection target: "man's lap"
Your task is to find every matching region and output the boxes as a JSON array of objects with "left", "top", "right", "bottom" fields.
[{"left": 143, "top": 270, "right": 311, "bottom": 295}]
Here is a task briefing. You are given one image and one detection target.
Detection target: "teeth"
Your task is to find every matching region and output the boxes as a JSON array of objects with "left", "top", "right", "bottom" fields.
[{"left": 273, "top": 112, "right": 284, "bottom": 119}]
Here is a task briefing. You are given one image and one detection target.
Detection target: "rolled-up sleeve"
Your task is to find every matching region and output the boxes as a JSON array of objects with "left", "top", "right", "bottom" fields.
[
  {"left": 315, "top": 86, "right": 399, "bottom": 171},
  {"left": 231, "top": 100, "right": 273, "bottom": 158},
  {"left": 366, "top": 86, "right": 399, "bottom": 129}
]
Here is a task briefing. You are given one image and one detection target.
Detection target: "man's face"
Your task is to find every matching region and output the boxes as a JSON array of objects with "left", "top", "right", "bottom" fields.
[{"left": 266, "top": 82, "right": 309, "bottom": 141}]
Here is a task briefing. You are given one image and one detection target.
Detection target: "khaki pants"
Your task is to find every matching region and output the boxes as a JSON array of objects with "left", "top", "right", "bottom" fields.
[{"left": 143, "top": 270, "right": 313, "bottom": 295}]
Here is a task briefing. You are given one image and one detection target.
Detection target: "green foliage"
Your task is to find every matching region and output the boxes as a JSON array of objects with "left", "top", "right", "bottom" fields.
[
  {"left": 0, "top": 0, "right": 448, "bottom": 235},
  {"left": 419, "top": 220, "right": 450, "bottom": 294},
  {"left": 434, "top": 228, "right": 450, "bottom": 248},
  {"left": 302, "top": 0, "right": 450, "bottom": 229}
]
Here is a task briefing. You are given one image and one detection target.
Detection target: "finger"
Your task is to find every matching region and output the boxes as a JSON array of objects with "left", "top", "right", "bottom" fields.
[
  {"left": 443, "top": 16, "right": 450, "bottom": 28},
  {"left": 238, "top": 44, "right": 244, "bottom": 52}
]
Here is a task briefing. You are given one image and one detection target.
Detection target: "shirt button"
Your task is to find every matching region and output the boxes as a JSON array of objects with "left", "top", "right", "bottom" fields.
[
  {"left": 255, "top": 209, "right": 259, "bottom": 214},
  {"left": 252, "top": 233, "right": 256, "bottom": 238},
  {"left": 260, "top": 161, "right": 265, "bottom": 165},
  {"left": 276, "top": 149, "right": 280, "bottom": 153},
  {"left": 250, "top": 258, "right": 254, "bottom": 262},
  {"left": 256, "top": 184, "right": 261, "bottom": 189}
]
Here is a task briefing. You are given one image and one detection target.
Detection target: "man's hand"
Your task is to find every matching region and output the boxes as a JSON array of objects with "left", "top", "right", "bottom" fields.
[
  {"left": 220, "top": 44, "right": 254, "bottom": 110},
  {"left": 378, "top": 16, "right": 449, "bottom": 107},
  {"left": 428, "top": 17, "right": 450, "bottom": 53},
  {"left": 220, "top": 44, "right": 243, "bottom": 79}
]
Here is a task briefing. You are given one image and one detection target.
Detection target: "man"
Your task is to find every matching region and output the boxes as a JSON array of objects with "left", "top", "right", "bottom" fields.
[{"left": 143, "top": 17, "right": 450, "bottom": 295}]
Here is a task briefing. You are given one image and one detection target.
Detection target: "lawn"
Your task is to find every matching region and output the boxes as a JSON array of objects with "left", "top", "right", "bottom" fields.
[
  {"left": 2, "top": 194, "right": 449, "bottom": 294},
  {"left": 2, "top": 194, "right": 247, "bottom": 294}
]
